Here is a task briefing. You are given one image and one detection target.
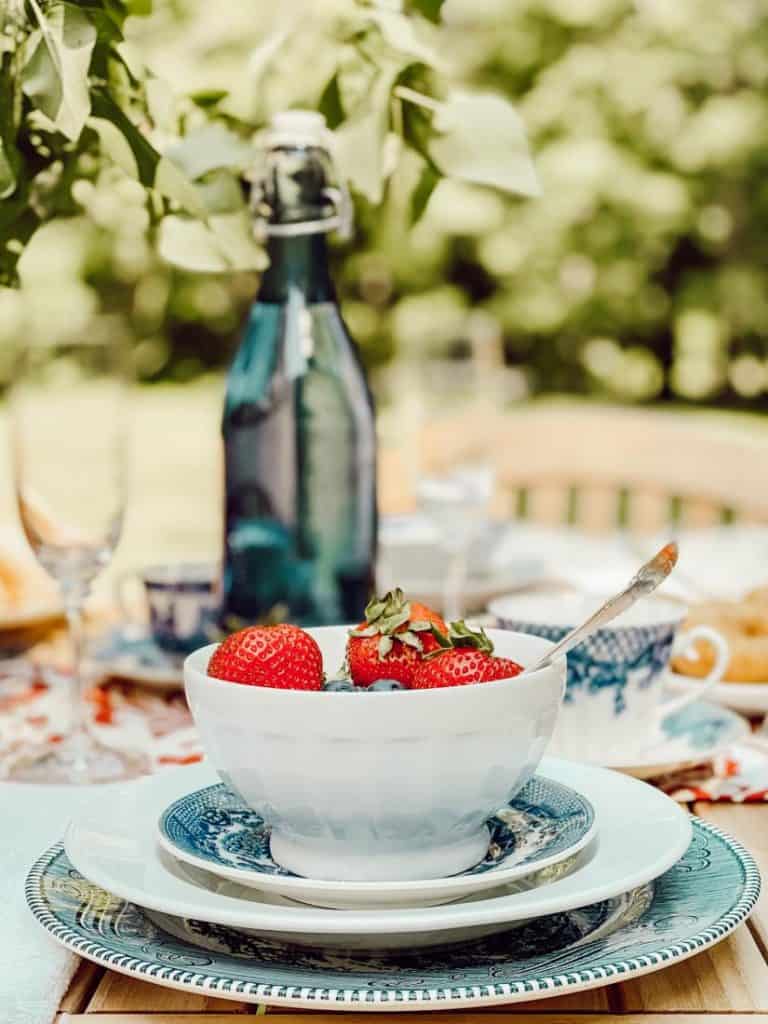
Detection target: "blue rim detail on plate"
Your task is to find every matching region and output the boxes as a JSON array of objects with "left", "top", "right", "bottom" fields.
[
  {"left": 25, "top": 818, "right": 760, "bottom": 1010},
  {"left": 158, "top": 774, "right": 596, "bottom": 886}
]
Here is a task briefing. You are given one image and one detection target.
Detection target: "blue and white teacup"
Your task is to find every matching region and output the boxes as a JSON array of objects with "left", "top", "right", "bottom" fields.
[
  {"left": 489, "top": 593, "right": 729, "bottom": 764},
  {"left": 117, "top": 562, "right": 220, "bottom": 655}
]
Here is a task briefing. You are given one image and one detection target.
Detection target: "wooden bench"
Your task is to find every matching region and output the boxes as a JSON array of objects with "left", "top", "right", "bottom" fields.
[{"left": 379, "top": 404, "right": 768, "bottom": 533}]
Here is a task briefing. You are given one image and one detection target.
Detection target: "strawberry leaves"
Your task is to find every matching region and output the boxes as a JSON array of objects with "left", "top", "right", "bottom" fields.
[
  {"left": 349, "top": 588, "right": 447, "bottom": 662},
  {"left": 423, "top": 620, "right": 494, "bottom": 659},
  {"left": 351, "top": 587, "right": 413, "bottom": 639},
  {"left": 446, "top": 620, "right": 494, "bottom": 654}
]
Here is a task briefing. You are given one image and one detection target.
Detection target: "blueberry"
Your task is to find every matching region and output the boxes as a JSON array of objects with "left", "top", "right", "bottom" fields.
[
  {"left": 324, "top": 678, "right": 356, "bottom": 692},
  {"left": 369, "top": 678, "right": 405, "bottom": 691}
]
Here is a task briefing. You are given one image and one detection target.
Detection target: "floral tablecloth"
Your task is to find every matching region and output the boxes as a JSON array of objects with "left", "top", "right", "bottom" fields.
[{"left": 0, "top": 661, "right": 201, "bottom": 781}]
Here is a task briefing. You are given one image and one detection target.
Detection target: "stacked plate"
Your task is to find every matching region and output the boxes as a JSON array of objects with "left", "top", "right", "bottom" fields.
[{"left": 27, "top": 757, "right": 760, "bottom": 1011}]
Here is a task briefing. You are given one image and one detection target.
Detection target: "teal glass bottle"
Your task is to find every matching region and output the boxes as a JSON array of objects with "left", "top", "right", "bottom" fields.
[{"left": 221, "top": 112, "right": 377, "bottom": 626}]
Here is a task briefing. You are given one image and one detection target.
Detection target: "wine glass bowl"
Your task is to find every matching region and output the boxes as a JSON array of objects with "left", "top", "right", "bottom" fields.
[{"left": 413, "top": 350, "right": 504, "bottom": 621}]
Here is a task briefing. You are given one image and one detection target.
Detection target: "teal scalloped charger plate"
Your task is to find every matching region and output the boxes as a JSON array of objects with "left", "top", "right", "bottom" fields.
[
  {"left": 156, "top": 774, "right": 597, "bottom": 909},
  {"left": 26, "top": 819, "right": 759, "bottom": 1011}
]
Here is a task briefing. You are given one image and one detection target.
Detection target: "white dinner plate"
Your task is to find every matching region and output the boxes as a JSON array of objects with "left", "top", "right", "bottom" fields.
[{"left": 64, "top": 758, "right": 691, "bottom": 948}]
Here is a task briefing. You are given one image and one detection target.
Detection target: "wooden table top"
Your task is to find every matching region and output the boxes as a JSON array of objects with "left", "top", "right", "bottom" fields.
[{"left": 54, "top": 798, "right": 768, "bottom": 1024}]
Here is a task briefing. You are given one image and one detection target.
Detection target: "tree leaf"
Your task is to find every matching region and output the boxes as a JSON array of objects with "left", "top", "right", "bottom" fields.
[
  {"left": 87, "top": 115, "right": 138, "bottom": 177},
  {"left": 247, "top": 25, "right": 291, "bottom": 80},
  {"left": 22, "top": 2, "right": 97, "bottom": 142},
  {"left": 333, "top": 67, "right": 398, "bottom": 202},
  {"left": 410, "top": 161, "right": 438, "bottom": 222},
  {"left": 154, "top": 156, "right": 208, "bottom": 218},
  {"left": 318, "top": 73, "right": 344, "bottom": 130},
  {"left": 427, "top": 90, "right": 540, "bottom": 197},
  {"left": 158, "top": 211, "right": 266, "bottom": 273},
  {"left": 90, "top": 87, "right": 159, "bottom": 186},
  {"left": 407, "top": 0, "right": 446, "bottom": 24},
  {"left": 126, "top": 0, "right": 153, "bottom": 14},
  {"left": 194, "top": 170, "right": 245, "bottom": 215},
  {"left": 145, "top": 76, "right": 176, "bottom": 134},
  {"left": 189, "top": 89, "right": 228, "bottom": 110},
  {"left": 0, "top": 46, "right": 21, "bottom": 200},
  {"left": 365, "top": 9, "right": 440, "bottom": 67},
  {"left": 166, "top": 123, "right": 255, "bottom": 181},
  {"left": 0, "top": 140, "right": 17, "bottom": 199}
]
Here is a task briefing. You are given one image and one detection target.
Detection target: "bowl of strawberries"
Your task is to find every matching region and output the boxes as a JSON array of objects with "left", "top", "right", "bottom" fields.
[{"left": 184, "top": 589, "right": 566, "bottom": 884}]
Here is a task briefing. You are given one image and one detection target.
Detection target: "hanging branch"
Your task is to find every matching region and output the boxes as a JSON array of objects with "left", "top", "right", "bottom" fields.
[{"left": 0, "top": 0, "right": 538, "bottom": 287}]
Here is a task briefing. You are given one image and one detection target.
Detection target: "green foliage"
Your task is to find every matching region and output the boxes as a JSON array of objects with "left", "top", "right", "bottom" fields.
[
  {"left": 3, "top": 0, "right": 768, "bottom": 412},
  {"left": 0, "top": 0, "right": 537, "bottom": 286}
]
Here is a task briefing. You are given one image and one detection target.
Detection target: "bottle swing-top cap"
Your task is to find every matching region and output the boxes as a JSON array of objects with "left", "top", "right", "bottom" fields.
[{"left": 248, "top": 110, "right": 353, "bottom": 241}]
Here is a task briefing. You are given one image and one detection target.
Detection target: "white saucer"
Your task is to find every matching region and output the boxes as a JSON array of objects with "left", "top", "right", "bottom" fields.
[
  {"left": 91, "top": 625, "right": 183, "bottom": 690},
  {"left": 666, "top": 671, "right": 768, "bottom": 717},
  {"left": 601, "top": 699, "right": 751, "bottom": 780},
  {"left": 64, "top": 757, "right": 691, "bottom": 949}
]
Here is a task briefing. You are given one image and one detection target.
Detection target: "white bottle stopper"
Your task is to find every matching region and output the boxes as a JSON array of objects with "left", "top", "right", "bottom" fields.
[{"left": 266, "top": 110, "right": 328, "bottom": 149}]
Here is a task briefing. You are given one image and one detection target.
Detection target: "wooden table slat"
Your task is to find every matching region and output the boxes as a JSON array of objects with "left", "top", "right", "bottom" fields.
[
  {"left": 59, "top": 1016, "right": 768, "bottom": 1024},
  {"left": 85, "top": 972, "right": 251, "bottom": 1014},
  {"left": 616, "top": 928, "right": 768, "bottom": 1012},
  {"left": 482, "top": 988, "right": 614, "bottom": 1013},
  {"left": 694, "top": 801, "right": 768, "bottom": 955},
  {"left": 58, "top": 960, "right": 104, "bottom": 1014}
]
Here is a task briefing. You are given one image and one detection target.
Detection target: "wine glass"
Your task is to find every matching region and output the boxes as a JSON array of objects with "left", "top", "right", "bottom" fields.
[
  {"left": 378, "top": 315, "right": 514, "bottom": 621},
  {"left": 413, "top": 355, "right": 498, "bottom": 622},
  {"left": 9, "top": 337, "right": 131, "bottom": 783}
]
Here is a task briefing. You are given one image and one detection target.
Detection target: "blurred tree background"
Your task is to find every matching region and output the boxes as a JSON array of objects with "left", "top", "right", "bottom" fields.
[{"left": 1, "top": 0, "right": 767, "bottom": 409}]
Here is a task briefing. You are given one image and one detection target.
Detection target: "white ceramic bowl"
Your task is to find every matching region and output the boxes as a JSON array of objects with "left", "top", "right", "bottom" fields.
[{"left": 184, "top": 627, "right": 565, "bottom": 883}]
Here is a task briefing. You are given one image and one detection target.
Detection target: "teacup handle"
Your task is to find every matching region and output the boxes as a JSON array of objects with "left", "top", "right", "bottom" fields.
[
  {"left": 114, "top": 570, "right": 146, "bottom": 624},
  {"left": 653, "top": 625, "right": 730, "bottom": 726}
]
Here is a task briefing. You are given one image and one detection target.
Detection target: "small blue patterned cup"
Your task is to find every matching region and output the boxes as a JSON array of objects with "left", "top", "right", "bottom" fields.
[
  {"left": 117, "top": 562, "right": 220, "bottom": 655},
  {"left": 489, "top": 592, "right": 729, "bottom": 764}
]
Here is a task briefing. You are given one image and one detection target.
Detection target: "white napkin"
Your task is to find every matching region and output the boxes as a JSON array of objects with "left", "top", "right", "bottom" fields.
[{"left": 0, "top": 778, "right": 136, "bottom": 1024}]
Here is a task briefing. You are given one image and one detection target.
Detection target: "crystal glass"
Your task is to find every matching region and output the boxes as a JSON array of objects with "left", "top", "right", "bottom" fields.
[
  {"left": 413, "top": 356, "right": 497, "bottom": 621},
  {"left": 10, "top": 338, "right": 130, "bottom": 783},
  {"left": 378, "top": 316, "right": 514, "bottom": 621}
]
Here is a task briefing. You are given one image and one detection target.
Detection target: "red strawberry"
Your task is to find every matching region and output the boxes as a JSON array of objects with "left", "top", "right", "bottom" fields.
[
  {"left": 208, "top": 624, "right": 323, "bottom": 690},
  {"left": 411, "top": 622, "right": 523, "bottom": 690},
  {"left": 347, "top": 589, "right": 447, "bottom": 688}
]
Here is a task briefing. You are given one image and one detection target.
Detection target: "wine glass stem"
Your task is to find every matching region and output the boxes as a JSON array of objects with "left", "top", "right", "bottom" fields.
[{"left": 63, "top": 593, "right": 89, "bottom": 783}]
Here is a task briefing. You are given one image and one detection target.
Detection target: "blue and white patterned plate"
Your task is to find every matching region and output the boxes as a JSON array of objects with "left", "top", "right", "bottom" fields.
[
  {"left": 27, "top": 819, "right": 759, "bottom": 1011},
  {"left": 157, "top": 775, "right": 597, "bottom": 909}
]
